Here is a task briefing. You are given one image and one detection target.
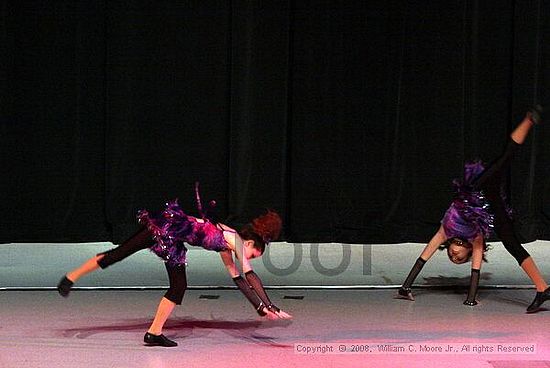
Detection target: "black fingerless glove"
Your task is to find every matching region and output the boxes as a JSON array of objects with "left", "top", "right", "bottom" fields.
[
  {"left": 402, "top": 257, "right": 427, "bottom": 288},
  {"left": 396, "top": 257, "right": 427, "bottom": 301},
  {"left": 402, "top": 257, "right": 426, "bottom": 288},
  {"left": 232, "top": 275, "right": 266, "bottom": 316},
  {"left": 463, "top": 269, "right": 480, "bottom": 306},
  {"left": 245, "top": 270, "right": 280, "bottom": 313}
]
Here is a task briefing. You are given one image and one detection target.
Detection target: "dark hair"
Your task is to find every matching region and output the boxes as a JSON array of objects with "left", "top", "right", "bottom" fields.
[
  {"left": 438, "top": 237, "right": 490, "bottom": 263},
  {"left": 239, "top": 225, "right": 268, "bottom": 253},
  {"left": 238, "top": 210, "right": 282, "bottom": 254}
]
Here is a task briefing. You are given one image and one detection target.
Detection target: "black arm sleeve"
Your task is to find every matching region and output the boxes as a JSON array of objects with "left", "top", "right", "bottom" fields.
[
  {"left": 402, "top": 257, "right": 427, "bottom": 289},
  {"left": 245, "top": 271, "right": 280, "bottom": 313},
  {"left": 397, "top": 257, "right": 427, "bottom": 300},
  {"left": 232, "top": 275, "right": 266, "bottom": 316},
  {"left": 463, "top": 269, "right": 480, "bottom": 306}
]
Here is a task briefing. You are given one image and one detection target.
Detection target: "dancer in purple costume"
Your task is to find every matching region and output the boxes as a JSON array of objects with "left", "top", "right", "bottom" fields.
[
  {"left": 57, "top": 186, "right": 291, "bottom": 347},
  {"left": 396, "top": 106, "right": 550, "bottom": 312}
]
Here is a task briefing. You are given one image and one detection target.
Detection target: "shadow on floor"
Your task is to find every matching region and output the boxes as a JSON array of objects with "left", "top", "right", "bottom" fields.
[{"left": 59, "top": 317, "right": 293, "bottom": 347}]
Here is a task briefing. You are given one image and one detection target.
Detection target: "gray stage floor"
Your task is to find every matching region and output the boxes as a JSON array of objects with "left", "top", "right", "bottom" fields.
[
  {"left": 2, "top": 241, "right": 550, "bottom": 367},
  {"left": 1, "top": 289, "right": 550, "bottom": 368}
]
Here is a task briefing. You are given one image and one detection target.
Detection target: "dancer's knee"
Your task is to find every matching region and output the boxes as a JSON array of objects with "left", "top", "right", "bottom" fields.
[
  {"left": 514, "top": 250, "right": 530, "bottom": 266},
  {"left": 164, "top": 284, "right": 187, "bottom": 305},
  {"left": 501, "top": 241, "right": 530, "bottom": 265},
  {"left": 96, "top": 250, "right": 119, "bottom": 269},
  {"left": 164, "top": 263, "right": 188, "bottom": 305}
]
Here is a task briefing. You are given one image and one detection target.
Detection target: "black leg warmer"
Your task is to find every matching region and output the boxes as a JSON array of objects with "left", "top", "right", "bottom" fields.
[
  {"left": 163, "top": 263, "right": 187, "bottom": 305},
  {"left": 97, "top": 227, "right": 154, "bottom": 269}
]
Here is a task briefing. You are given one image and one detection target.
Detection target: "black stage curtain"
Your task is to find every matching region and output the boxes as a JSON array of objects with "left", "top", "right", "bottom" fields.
[{"left": 2, "top": 1, "right": 549, "bottom": 244}]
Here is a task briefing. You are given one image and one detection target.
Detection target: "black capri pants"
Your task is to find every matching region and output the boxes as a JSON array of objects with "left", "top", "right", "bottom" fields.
[
  {"left": 97, "top": 227, "right": 188, "bottom": 305},
  {"left": 472, "top": 140, "right": 530, "bottom": 265}
]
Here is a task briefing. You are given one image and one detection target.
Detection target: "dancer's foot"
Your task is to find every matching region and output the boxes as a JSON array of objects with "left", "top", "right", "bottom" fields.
[
  {"left": 57, "top": 276, "right": 74, "bottom": 298},
  {"left": 528, "top": 105, "right": 543, "bottom": 125},
  {"left": 526, "top": 287, "right": 550, "bottom": 313},
  {"left": 395, "top": 287, "right": 415, "bottom": 301},
  {"left": 143, "top": 332, "right": 178, "bottom": 347}
]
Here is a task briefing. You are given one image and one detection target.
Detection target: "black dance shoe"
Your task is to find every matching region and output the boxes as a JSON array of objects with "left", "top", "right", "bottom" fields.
[
  {"left": 528, "top": 105, "right": 543, "bottom": 125},
  {"left": 526, "top": 287, "right": 550, "bottom": 313},
  {"left": 57, "top": 276, "right": 74, "bottom": 298},
  {"left": 143, "top": 332, "right": 178, "bottom": 347}
]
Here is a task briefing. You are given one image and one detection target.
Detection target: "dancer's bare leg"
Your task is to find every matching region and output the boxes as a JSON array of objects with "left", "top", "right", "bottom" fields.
[
  {"left": 66, "top": 255, "right": 103, "bottom": 282},
  {"left": 57, "top": 254, "right": 104, "bottom": 297},
  {"left": 510, "top": 113, "right": 536, "bottom": 144},
  {"left": 521, "top": 257, "right": 549, "bottom": 292},
  {"left": 147, "top": 297, "right": 176, "bottom": 335}
]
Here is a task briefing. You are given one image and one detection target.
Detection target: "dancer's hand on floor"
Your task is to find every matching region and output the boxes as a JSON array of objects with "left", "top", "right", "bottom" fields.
[
  {"left": 395, "top": 287, "right": 415, "bottom": 301},
  {"left": 262, "top": 308, "right": 280, "bottom": 320},
  {"left": 274, "top": 309, "right": 292, "bottom": 319}
]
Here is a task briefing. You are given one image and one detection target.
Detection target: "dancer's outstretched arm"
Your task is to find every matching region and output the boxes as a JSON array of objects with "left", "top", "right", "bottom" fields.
[
  {"left": 230, "top": 230, "right": 254, "bottom": 273},
  {"left": 220, "top": 250, "right": 278, "bottom": 319},
  {"left": 396, "top": 225, "right": 447, "bottom": 301},
  {"left": 245, "top": 270, "right": 292, "bottom": 319},
  {"left": 419, "top": 225, "right": 448, "bottom": 261},
  {"left": 220, "top": 225, "right": 291, "bottom": 319},
  {"left": 463, "top": 235, "right": 484, "bottom": 306}
]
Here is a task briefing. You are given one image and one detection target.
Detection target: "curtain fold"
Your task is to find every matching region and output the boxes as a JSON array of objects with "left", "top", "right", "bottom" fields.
[{"left": 227, "top": 1, "right": 291, "bottom": 231}]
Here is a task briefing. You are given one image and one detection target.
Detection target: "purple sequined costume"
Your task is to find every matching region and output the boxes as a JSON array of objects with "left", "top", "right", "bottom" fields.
[
  {"left": 441, "top": 161, "right": 494, "bottom": 242},
  {"left": 442, "top": 147, "right": 514, "bottom": 243},
  {"left": 137, "top": 199, "right": 228, "bottom": 266},
  {"left": 441, "top": 139, "right": 531, "bottom": 265}
]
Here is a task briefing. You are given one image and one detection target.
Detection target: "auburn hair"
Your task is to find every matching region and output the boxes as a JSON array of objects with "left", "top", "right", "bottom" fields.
[{"left": 239, "top": 210, "right": 282, "bottom": 253}]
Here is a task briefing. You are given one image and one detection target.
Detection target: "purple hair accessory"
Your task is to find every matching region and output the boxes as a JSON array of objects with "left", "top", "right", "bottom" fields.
[{"left": 194, "top": 182, "right": 216, "bottom": 221}]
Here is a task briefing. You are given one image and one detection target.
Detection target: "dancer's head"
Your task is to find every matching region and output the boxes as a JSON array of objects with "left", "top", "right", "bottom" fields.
[
  {"left": 239, "top": 210, "right": 282, "bottom": 259},
  {"left": 439, "top": 237, "right": 489, "bottom": 264},
  {"left": 440, "top": 159, "right": 492, "bottom": 264},
  {"left": 441, "top": 238, "right": 472, "bottom": 264}
]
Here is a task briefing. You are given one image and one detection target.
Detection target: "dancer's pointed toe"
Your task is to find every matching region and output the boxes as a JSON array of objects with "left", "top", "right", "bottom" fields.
[
  {"left": 57, "top": 276, "right": 73, "bottom": 298},
  {"left": 526, "top": 287, "right": 550, "bottom": 313},
  {"left": 528, "top": 105, "right": 543, "bottom": 125}
]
